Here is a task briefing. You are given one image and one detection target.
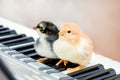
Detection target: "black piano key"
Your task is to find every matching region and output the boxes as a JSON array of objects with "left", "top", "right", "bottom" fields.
[
  {"left": 0, "top": 25, "right": 3, "bottom": 27},
  {"left": 55, "top": 61, "right": 79, "bottom": 72},
  {"left": 105, "top": 74, "right": 120, "bottom": 80},
  {"left": 14, "top": 46, "right": 37, "bottom": 56},
  {"left": 20, "top": 49, "right": 36, "bottom": 56},
  {"left": 65, "top": 62, "right": 79, "bottom": 68},
  {"left": 19, "top": 48, "right": 43, "bottom": 60},
  {"left": 51, "top": 65, "right": 67, "bottom": 72},
  {"left": 30, "top": 54, "right": 42, "bottom": 60},
  {"left": 0, "top": 27, "right": 9, "bottom": 31},
  {"left": 15, "top": 46, "right": 42, "bottom": 60},
  {"left": 19, "top": 47, "right": 42, "bottom": 59},
  {"left": 19, "top": 48, "right": 35, "bottom": 53},
  {"left": 2, "top": 37, "right": 34, "bottom": 46},
  {"left": 68, "top": 64, "right": 104, "bottom": 79},
  {"left": 27, "top": 53, "right": 38, "bottom": 57},
  {"left": 0, "top": 34, "right": 26, "bottom": 43},
  {"left": 12, "top": 43, "right": 34, "bottom": 50},
  {"left": 43, "top": 59, "right": 78, "bottom": 72},
  {"left": 12, "top": 42, "right": 44, "bottom": 60},
  {"left": 43, "top": 59, "right": 79, "bottom": 72},
  {"left": 11, "top": 39, "right": 78, "bottom": 72},
  {"left": 0, "top": 30, "right": 17, "bottom": 36},
  {"left": 0, "top": 34, "right": 16, "bottom": 39},
  {"left": 81, "top": 68, "right": 116, "bottom": 80},
  {"left": 42, "top": 59, "right": 60, "bottom": 67}
]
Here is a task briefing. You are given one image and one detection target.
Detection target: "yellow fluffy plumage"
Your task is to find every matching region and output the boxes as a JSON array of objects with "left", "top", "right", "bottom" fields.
[{"left": 53, "top": 23, "right": 93, "bottom": 73}]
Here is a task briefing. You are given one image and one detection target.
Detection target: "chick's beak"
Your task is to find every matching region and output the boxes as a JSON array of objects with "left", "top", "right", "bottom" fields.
[
  {"left": 33, "top": 27, "right": 40, "bottom": 32},
  {"left": 33, "top": 27, "right": 37, "bottom": 30},
  {"left": 59, "top": 31, "right": 65, "bottom": 36}
]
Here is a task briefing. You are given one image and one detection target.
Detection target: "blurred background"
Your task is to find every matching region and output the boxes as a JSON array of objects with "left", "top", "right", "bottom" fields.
[{"left": 0, "top": 0, "right": 120, "bottom": 61}]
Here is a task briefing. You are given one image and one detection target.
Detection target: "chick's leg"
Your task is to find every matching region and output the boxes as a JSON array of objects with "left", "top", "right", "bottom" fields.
[
  {"left": 63, "top": 60, "right": 68, "bottom": 66},
  {"left": 56, "top": 59, "right": 68, "bottom": 66},
  {"left": 56, "top": 59, "right": 63, "bottom": 66},
  {"left": 37, "top": 58, "right": 48, "bottom": 62},
  {"left": 67, "top": 65, "right": 84, "bottom": 73}
]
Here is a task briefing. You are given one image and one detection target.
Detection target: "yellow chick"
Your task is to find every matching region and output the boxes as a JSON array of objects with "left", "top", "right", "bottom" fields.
[{"left": 53, "top": 23, "right": 93, "bottom": 73}]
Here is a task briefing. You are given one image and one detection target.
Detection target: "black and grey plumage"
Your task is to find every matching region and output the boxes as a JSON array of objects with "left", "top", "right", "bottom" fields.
[{"left": 33, "top": 21, "right": 59, "bottom": 62}]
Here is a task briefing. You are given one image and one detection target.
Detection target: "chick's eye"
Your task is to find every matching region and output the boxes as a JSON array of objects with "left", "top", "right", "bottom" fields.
[
  {"left": 40, "top": 26, "right": 43, "bottom": 29},
  {"left": 67, "top": 30, "right": 71, "bottom": 33},
  {"left": 40, "top": 26, "right": 45, "bottom": 30},
  {"left": 39, "top": 24, "right": 45, "bottom": 30}
]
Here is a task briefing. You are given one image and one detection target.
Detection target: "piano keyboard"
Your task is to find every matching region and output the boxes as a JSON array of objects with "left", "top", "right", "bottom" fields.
[{"left": 0, "top": 17, "right": 120, "bottom": 80}]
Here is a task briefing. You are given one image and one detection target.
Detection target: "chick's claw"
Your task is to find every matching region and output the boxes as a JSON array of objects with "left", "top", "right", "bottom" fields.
[
  {"left": 37, "top": 58, "right": 48, "bottom": 62},
  {"left": 63, "top": 60, "right": 68, "bottom": 66},
  {"left": 67, "top": 65, "right": 84, "bottom": 73},
  {"left": 56, "top": 59, "right": 68, "bottom": 66}
]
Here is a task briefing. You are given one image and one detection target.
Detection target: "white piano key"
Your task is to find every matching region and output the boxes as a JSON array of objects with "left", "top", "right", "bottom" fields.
[
  {"left": 0, "top": 46, "right": 8, "bottom": 49},
  {"left": 15, "top": 75, "right": 27, "bottom": 80},
  {"left": 5, "top": 50, "right": 20, "bottom": 55},
  {"left": 11, "top": 54, "right": 29, "bottom": 59},
  {"left": 32, "top": 75, "right": 44, "bottom": 80},
  {"left": 0, "top": 45, "right": 19, "bottom": 55},
  {"left": 0, "top": 43, "right": 5, "bottom": 47},
  {"left": 23, "top": 75, "right": 36, "bottom": 80},
  {"left": 40, "top": 75, "right": 56, "bottom": 80},
  {"left": 43, "top": 69, "right": 59, "bottom": 74},
  {"left": 0, "top": 47, "right": 12, "bottom": 51},
  {"left": 19, "top": 58, "right": 36, "bottom": 63},
  {"left": 61, "top": 70, "right": 69, "bottom": 74},
  {"left": 28, "top": 62, "right": 51, "bottom": 70},
  {"left": 50, "top": 73, "right": 73, "bottom": 80}
]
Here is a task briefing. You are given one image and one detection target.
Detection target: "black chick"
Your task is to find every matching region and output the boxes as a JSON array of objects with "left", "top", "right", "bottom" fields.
[{"left": 33, "top": 21, "right": 59, "bottom": 62}]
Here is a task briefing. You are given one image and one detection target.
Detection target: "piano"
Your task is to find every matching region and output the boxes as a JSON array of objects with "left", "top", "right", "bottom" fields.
[{"left": 0, "top": 17, "right": 120, "bottom": 80}]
